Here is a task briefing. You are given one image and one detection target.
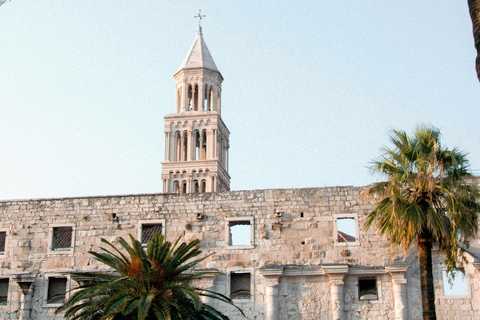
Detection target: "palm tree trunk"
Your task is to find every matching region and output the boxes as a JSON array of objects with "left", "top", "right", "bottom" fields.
[
  {"left": 418, "top": 234, "right": 437, "bottom": 320},
  {"left": 468, "top": 0, "right": 480, "bottom": 82}
]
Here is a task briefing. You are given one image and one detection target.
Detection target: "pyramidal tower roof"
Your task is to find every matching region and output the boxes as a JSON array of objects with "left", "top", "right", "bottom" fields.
[{"left": 176, "top": 26, "right": 220, "bottom": 75}]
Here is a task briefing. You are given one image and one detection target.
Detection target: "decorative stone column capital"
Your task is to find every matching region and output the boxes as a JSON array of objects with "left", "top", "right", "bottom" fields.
[
  {"left": 11, "top": 272, "right": 36, "bottom": 295},
  {"left": 259, "top": 266, "right": 284, "bottom": 280},
  {"left": 323, "top": 265, "right": 349, "bottom": 283},
  {"left": 329, "top": 279, "right": 344, "bottom": 287},
  {"left": 386, "top": 265, "right": 409, "bottom": 284},
  {"left": 264, "top": 277, "right": 280, "bottom": 288}
]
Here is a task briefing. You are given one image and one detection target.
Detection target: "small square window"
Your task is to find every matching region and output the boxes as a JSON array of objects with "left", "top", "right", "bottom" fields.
[
  {"left": 141, "top": 224, "right": 163, "bottom": 244},
  {"left": 0, "top": 232, "right": 6, "bottom": 254},
  {"left": 228, "top": 221, "right": 251, "bottom": 246},
  {"left": 47, "top": 277, "right": 67, "bottom": 304},
  {"left": 0, "top": 279, "right": 9, "bottom": 305},
  {"left": 337, "top": 218, "right": 356, "bottom": 242},
  {"left": 334, "top": 214, "right": 359, "bottom": 246},
  {"left": 230, "top": 272, "right": 251, "bottom": 299},
  {"left": 359, "top": 278, "right": 378, "bottom": 300},
  {"left": 52, "top": 227, "right": 73, "bottom": 250},
  {"left": 443, "top": 269, "right": 467, "bottom": 296}
]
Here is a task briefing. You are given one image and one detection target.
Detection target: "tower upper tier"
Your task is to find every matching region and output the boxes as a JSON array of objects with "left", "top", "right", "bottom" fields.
[
  {"left": 175, "top": 26, "right": 222, "bottom": 78},
  {"left": 172, "top": 27, "right": 224, "bottom": 115}
]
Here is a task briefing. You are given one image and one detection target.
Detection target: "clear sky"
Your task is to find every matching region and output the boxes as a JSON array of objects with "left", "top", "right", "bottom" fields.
[{"left": 0, "top": 1, "right": 479, "bottom": 200}]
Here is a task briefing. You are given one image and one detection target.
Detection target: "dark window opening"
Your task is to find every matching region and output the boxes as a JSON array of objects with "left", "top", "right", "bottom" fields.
[
  {"left": 141, "top": 224, "right": 162, "bottom": 244},
  {"left": 359, "top": 279, "right": 377, "bottom": 300},
  {"left": 0, "top": 279, "right": 8, "bottom": 305},
  {"left": 230, "top": 272, "right": 250, "bottom": 299},
  {"left": 0, "top": 232, "right": 6, "bottom": 254},
  {"left": 52, "top": 227, "right": 72, "bottom": 250},
  {"left": 47, "top": 277, "right": 67, "bottom": 304},
  {"left": 201, "top": 130, "right": 207, "bottom": 159},
  {"left": 181, "top": 181, "right": 187, "bottom": 194}
]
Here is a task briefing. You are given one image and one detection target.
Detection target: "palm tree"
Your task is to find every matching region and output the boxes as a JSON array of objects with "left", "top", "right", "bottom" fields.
[
  {"left": 361, "top": 126, "right": 480, "bottom": 320},
  {"left": 56, "top": 234, "right": 243, "bottom": 320},
  {"left": 468, "top": 0, "right": 480, "bottom": 82}
]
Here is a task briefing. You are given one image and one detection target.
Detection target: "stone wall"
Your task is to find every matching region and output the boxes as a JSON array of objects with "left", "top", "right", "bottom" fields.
[{"left": 0, "top": 186, "right": 478, "bottom": 319}]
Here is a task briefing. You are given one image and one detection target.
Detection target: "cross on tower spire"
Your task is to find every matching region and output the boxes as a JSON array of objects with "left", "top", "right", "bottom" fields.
[{"left": 194, "top": 9, "right": 206, "bottom": 27}]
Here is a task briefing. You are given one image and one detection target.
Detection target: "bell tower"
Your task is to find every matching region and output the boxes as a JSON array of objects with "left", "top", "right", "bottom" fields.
[{"left": 161, "top": 26, "right": 230, "bottom": 194}]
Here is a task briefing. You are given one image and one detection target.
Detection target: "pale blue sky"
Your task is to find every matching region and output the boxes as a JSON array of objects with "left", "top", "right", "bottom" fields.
[{"left": 0, "top": 1, "right": 479, "bottom": 200}]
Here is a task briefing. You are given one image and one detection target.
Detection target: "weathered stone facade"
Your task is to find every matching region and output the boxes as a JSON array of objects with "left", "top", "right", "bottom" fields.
[
  {"left": 3, "top": 24, "right": 479, "bottom": 320},
  {"left": 0, "top": 186, "right": 479, "bottom": 319}
]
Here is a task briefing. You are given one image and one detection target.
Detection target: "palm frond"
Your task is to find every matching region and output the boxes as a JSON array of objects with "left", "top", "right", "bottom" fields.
[{"left": 56, "top": 234, "right": 244, "bottom": 319}]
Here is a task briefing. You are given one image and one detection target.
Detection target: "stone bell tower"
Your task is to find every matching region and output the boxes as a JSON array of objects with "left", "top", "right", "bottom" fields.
[{"left": 161, "top": 26, "right": 230, "bottom": 194}]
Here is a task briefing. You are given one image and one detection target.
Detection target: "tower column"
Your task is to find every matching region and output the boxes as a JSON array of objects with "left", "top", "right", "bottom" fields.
[
  {"left": 206, "top": 130, "right": 213, "bottom": 160},
  {"left": 324, "top": 266, "right": 348, "bottom": 320},
  {"left": 260, "top": 267, "right": 283, "bottom": 320},
  {"left": 186, "top": 132, "right": 192, "bottom": 161},
  {"left": 387, "top": 266, "right": 409, "bottom": 320},
  {"left": 190, "top": 131, "right": 195, "bottom": 160},
  {"left": 165, "top": 132, "right": 170, "bottom": 161},
  {"left": 198, "top": 80, "right": 205, "bottom": 111},
  {"left": 180, "top": 133, "right": 185, "bottom": 161},
  {"left": 181, "top": 80, "right": 187, "bottom": 112},
  {"left": 187, "top": 175, "right": 192, "bottom": 193},
  {"left": 264, "top": 280, "right": 280, "bottom": 320}
]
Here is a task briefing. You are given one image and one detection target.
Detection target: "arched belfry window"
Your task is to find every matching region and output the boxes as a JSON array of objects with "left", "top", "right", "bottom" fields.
[
  {"left": 201, "top": 130, "right": 207, "bottom": 160},
  {"left": 182, "top": 131, "right": 188, "bottom": 161},
  {"left": 174, "top": 181, "right": 180, "bottom": 194},
  {"left": 187, "top": 85, "right": 193, "bottom": 111},
  {"left": 204, "top": 85, "right": 213, "bottom": 111},
  {"left": 191, "top": 84, "right": 199, "bottom": 111},
  {"left": 193, "top": 180, "right": 199, "bottom": 193},
  {"left": 181, "top": 181, "right": 187, "bottom": 194},
  {"left": 194, "top": 130, "right": 200, "bottom": 161},
  {"left": 208, "top": 88, "right": 214, "bottom": 111},
  {"left": 201, "top": 179, "right": 207, "bottom": 193},
  {"left": 175, "top": 131, "right": 181, "bottom": 161}
]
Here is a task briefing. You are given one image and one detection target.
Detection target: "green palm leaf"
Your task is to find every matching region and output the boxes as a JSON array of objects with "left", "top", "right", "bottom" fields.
[
  {"left": 56, "top": 233, "right": 244, "bottom": 320},
  {"left": 361, "top": 125, "right": 480, "bottom": 319}
]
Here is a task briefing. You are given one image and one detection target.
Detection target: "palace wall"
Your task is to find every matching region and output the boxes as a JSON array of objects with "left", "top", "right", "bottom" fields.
[{"left": 0, "top": 186, "right": 478, "bottom": 319}]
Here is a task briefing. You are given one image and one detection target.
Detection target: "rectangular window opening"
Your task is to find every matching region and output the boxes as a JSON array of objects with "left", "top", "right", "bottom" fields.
[
  {"left": 52, "top": 227, "right": 72, "bottom": 250},
  {"left": 230, "top": 272, "right": 250, "bottom": 299},
  {"left": 47, "top": 277, "right": 67, "bottom": 304},
  {"left": 0, "top": 232, "right": 6, "bottom": 254},
  {"left": 228, "top": 221, "right": 251, "bottom": 246},
  {"left": 359, "top": 278, "right": 378, "bottom": 300},
  {"left": 443, "top": 268, "right": 467, "bottom": 296},
  {"left": 0, "top": 279, "right": 9, "bottom": 306},
  {"left": 141, "top": 224, "right": 163, "bottom": 244},
  {"left": 337, "top": 218, "right": 356, "bottom": 243}
]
